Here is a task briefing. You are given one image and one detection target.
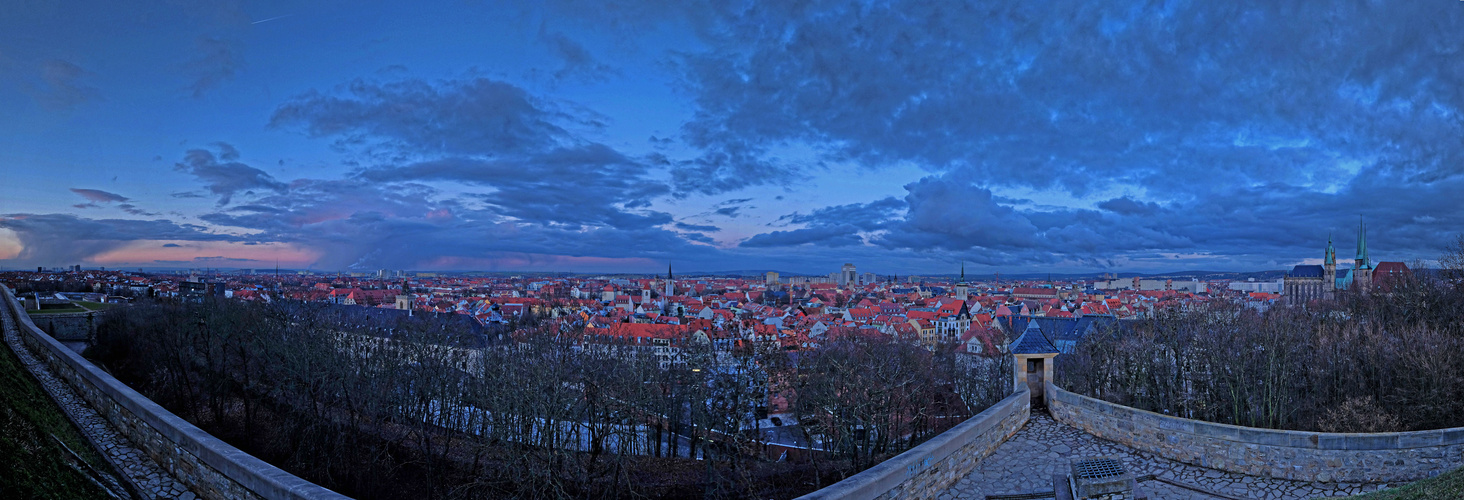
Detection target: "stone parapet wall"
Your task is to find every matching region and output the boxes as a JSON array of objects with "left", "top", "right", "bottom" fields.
[
  {"left": 796, "top": 391, "right": 1030, "bottom": 500},
  {"left": 1048, "top": 383, "right": 1464, "bottom": 483},
  {"left": 30, "top": 311, "right": 97, "bottom": 341},
  {"left": 2, "top": 287, "right": 350, "bottom": 500}
]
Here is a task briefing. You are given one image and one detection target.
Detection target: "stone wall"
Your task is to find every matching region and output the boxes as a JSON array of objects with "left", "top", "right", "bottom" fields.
[
  {"left": 796, "top": 390, "right": 1030, "bottom": 500},
  {"left": 1048, "top": 383, "right": 1464, "bottom": 483},
  {"left": 31, "top": 311, "right": 96, "bottom": 341},
  {"left": 2, "top": 287, "right": 350, "bottom": 500}
]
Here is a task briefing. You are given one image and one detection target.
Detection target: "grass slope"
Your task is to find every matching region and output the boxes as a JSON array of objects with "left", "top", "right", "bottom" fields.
[
  {"left": 0, "top": 332, "right": 110, "bottom": 499},
  {"left": 1349, "top": 467, "right": 1464, "bottom": 499}
]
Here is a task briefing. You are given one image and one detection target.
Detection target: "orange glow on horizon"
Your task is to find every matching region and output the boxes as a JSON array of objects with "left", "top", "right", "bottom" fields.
[
  {"left": 0, "top": 229, "right": 20, "bottom": 260},
  {"left": 89, "top": 240, "right": 320, "bottom": 267}
]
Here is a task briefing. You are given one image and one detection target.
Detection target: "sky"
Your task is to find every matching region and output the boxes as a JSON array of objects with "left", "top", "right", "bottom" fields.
[{"left": 2, "top": 0, "right": 1462, "bottom": 275}]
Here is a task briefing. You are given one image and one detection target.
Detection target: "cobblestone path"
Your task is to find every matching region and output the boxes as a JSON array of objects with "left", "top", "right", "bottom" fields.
[
  {"left": 3, "top": 303, "right": 197, "bottom": 499},
  {"left": 943, "top": 414, "right": 1400, "bottom": 500}
]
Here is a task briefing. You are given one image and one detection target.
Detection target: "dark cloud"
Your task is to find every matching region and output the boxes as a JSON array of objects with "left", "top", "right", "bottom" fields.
[
  {"left": 539, "top": 24, "right": 619, "bottom": 83},
  {"left": 744, "top": 197, "right": 902, "bottom": 247},
  {"left": 158, "top": 139, "right": 714, "bottom": 271},
  {"left": 117, "top": 204, "right": 161, "bottom": 217},
  {"left": 185, "top": 37, "right": 242, "bottom": 98},
  {"left": 270, "top": 77, "right": 588, "bottom": 158},
  {"left": 522, "top": 0, "right": 1464, "bottom": 269},
  {"left": 261, "top": 76, "right": 695, "bottom": 266},
  {"left": 0, "top": 213, "right": 240, "bottom": 266},
  {"left": 174, "top": 144, "right": 288, "bottom": 205},
  {"left": 356, "top": 144, "right": 671, "bottom": 230},
  {"left": 1097, "top": 197, "right": 1161, "bottom": 216},
  {"left": 741, "top": 224, "right": 866, "bottom": 248},
  {"left": 69, "top": 188, "right": 126, "bottom": 203},
  {"left": 744, "top": 168, "right": 1464, "bottom": 270},
  {"left": 68, "top": 189, "right": 157, "bottom": 216},
  {"left": 635, "top": 1, "right": 1464, "bottom": 205},
  {"left": 162, "top": 243, "right": 182, "bottom": 247},
  {"left": 665, "top": 140, "right": 805, "bottom": 195},
  {"left": 34, "top": 60, "right": 100, "bottom": 110},
  {"left": 674, "top": 221, "right": 719, "bottom": 232},
  {"left": 197, "top": 176, "right": 718, "bottom": 270}
]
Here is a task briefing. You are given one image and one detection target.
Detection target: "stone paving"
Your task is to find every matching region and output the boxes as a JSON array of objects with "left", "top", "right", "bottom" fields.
[
  {"left": 943, "top": 413, "right": 1401, "bottom": 500},
  {"left": 3, "top": 303, "right": 197, "bottom": 499}
]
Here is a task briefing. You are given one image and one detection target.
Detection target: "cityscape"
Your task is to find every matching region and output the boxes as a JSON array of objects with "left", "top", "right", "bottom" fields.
[{"left": 3, "top": 1, "right": 1464, "bottom": 500}]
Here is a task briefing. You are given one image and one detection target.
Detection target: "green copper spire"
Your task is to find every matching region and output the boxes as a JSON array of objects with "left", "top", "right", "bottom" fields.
[
  {"left": 1356, "top": 219, "right": 1370, "bottom": 269},
  {"left": 1325, "top": 232, "right": 1335, "bottom": 266},
  {"left": 960, "top": 260, "right": 965, "bottom": 283}
]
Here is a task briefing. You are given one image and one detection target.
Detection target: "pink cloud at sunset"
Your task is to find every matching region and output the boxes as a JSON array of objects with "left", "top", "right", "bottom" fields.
[
  {"left": 89, "top": 240, "right": 321, "bottom": 268},
  {"left": 0, "top": 229, "right": 20, "bottom": 260}
]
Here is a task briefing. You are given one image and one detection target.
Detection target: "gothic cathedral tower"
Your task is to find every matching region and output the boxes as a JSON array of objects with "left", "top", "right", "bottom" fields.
[
  {"left": 1323, "top": 233, "right": 1336, "bottom": 300},
  {"left": 1354, "top": 220, "right": 1373, "bottom": 292}
]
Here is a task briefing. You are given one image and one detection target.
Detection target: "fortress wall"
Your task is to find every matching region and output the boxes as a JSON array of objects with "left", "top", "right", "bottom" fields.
[
  {"left": 796, "top": 390, "right": 1030, "bottom": 500},
  {"left": 2, "top": 287, "right": 349, "bottom": 500},
  {"left": 30, "top": 311, "right": 96, "bottom": 341},
  {"left": 1048, "top": 382, "right": 1464, "bottom": 483}
]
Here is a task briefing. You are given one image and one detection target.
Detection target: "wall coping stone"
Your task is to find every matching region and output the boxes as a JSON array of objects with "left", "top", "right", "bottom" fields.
[
  {"left": 795, "top": 389, "right": 1030, "bottom": 500},
  {"left": 3, "top": 286, "right": 350, "bottom": 500},
  {"left": 1047, "top": 383, "right": 1464, "bottom": 451}
]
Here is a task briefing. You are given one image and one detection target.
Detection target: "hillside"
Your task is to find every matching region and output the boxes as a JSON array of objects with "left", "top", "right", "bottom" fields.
[
  {"left": 1347, "top": 467, "right": 1464, "bottom": 499},
  {"left": 0, "top": 334, "right": 111, "bottom": 499}
]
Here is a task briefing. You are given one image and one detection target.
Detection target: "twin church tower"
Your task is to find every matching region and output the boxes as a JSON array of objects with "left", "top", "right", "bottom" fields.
[
  {"left": 1284, "top": 221, "right": 1374, "bottom": 305},
  {"left": 1321, "top": 220, "right": 1373, "bottom": 293}
]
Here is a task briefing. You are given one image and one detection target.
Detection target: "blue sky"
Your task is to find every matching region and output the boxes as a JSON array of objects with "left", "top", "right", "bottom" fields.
[{"left": 2, "top": 0, "right": 1462, "bottom": 275}]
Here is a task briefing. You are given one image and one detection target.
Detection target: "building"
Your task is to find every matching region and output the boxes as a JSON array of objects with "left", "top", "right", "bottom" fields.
[
  {"left": 1352, "top": 221, "right": 1373, "bottom": 291},
  {"left": 1286, "top": 221, "right": 1387, "bottom": 306},
  {"left": 1093, "top": 278, "right": 1207, "bottom": 294},
  {"left": 1283, "top": 265, "right": 1328, "bottom": 306},
  {"left": 765, "top": 271, "right": 779, "bottom": 285},
  {"left": 839, "top": 263, "right": 856, "bottom": 287},
  {"left": 1372, "top": 261, "right": 1411, "bottom": 291},
  {"left": 1228, "top": 278, "right": 1284, "bottom": 294}
]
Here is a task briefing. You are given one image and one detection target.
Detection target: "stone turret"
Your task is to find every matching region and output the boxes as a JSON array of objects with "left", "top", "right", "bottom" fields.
[{"left": 1010, "top": 319, "right": 1059, "bottom": 407}]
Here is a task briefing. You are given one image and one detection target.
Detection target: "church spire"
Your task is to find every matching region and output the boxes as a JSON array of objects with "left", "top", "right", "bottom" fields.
[
  {"left": 959, "top": 260, "right": 965, "bottom": 283},
  {"left": 667, "top": 262, "right": 673, "bottom": 281},
  {"left": 1356, "top": 219, "right": 1370, "bottom": 269},
  {"left": 1325, "top": 232, "right": 1335, "bottom": 266}
]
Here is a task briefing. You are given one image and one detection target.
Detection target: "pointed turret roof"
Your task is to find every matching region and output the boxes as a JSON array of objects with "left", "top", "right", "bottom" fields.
[
  {"left": 1010, "top": 318, "right": 1059, "bottom": 354},
  {"left": 1325, "top": 232, "right": 1335, "bottom": 266},
  {"left": 1356, "top": 219, "right": 1371, "bottom": 269}
]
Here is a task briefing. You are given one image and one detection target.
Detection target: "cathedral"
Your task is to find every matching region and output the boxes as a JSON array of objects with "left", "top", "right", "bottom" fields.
[{"left": 1283, "top": 221, "right": 1380, "bottom": 306}]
